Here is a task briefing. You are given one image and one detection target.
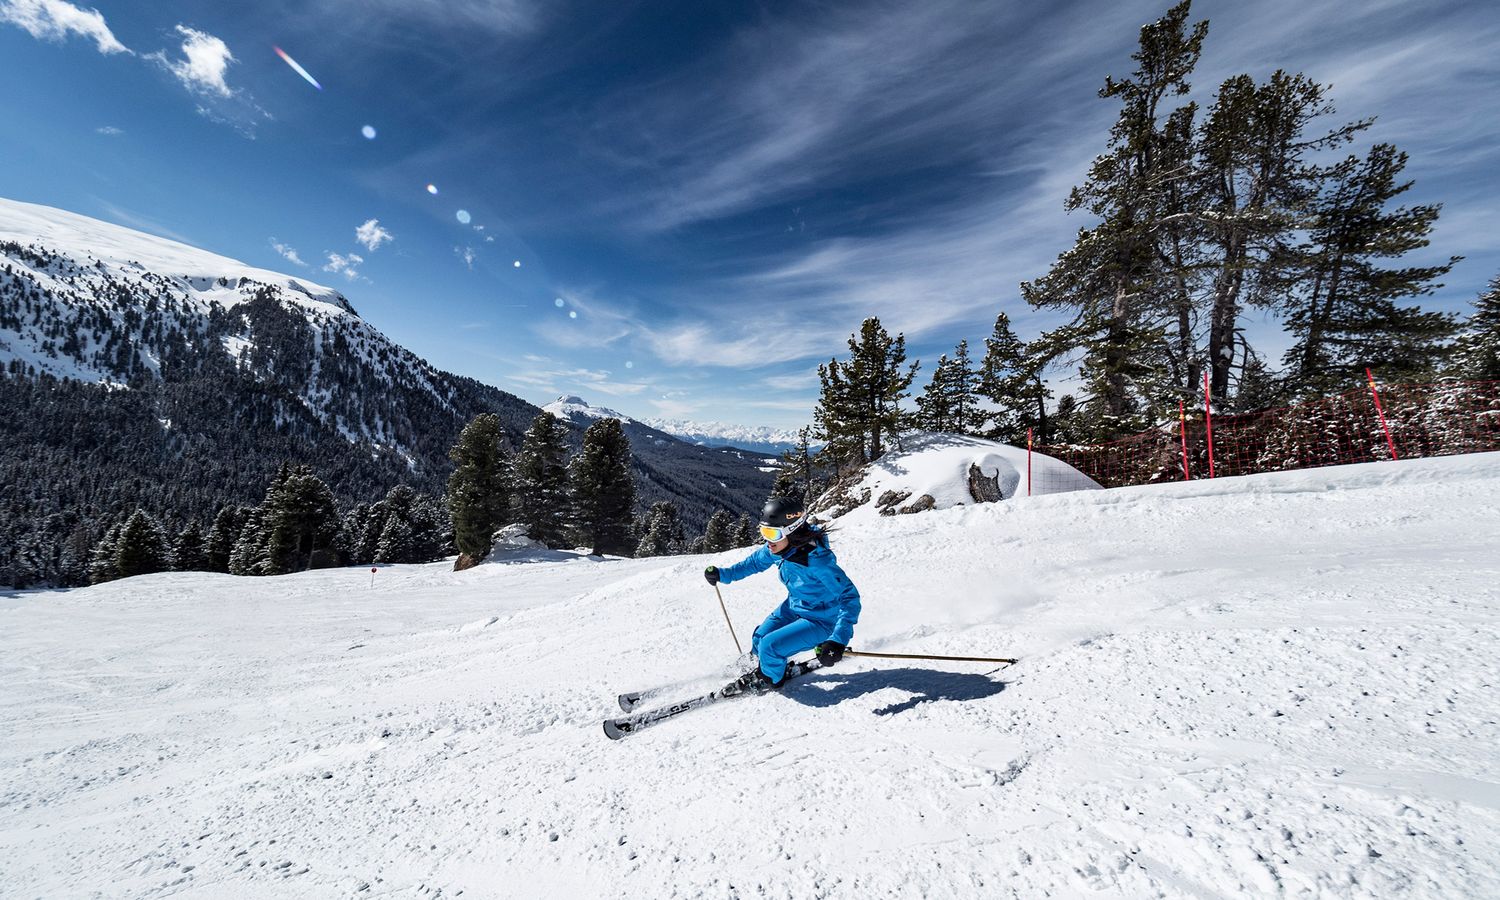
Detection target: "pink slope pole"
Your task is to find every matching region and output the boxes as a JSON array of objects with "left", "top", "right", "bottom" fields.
[
  {"left": 1026, "top": 428, "right": 1033, "bottom": 497},
  {"left": 1179, "top": 400, "right": 1191, "bottom": 480},
  {"left": 1203, "top": 371, "right": 1216, "bottom": 478},
  {"left": 1366, "top": 367, "right": 1399, "bottom": 460}
]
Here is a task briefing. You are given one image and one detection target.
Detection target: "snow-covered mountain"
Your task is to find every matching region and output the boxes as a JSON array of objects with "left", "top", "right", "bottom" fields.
[
  {"left": 642, "top": 416, "right": 803, "bottom": 454},
  {"left": 542, "top": 394, "right": 636, "bottom": 426},
  {"left": 0, "top": 198, "right": 772, "bottom": 559},
  {"left": 5, "top": 451, "right": 1498, "bottom": 895}
]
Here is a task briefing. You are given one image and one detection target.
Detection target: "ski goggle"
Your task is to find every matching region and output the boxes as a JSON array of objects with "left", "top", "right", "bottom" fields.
[{"left": 758, "top": 518, "right": 804, "bottom": 543}]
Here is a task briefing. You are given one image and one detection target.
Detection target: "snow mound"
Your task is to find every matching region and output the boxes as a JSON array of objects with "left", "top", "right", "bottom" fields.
[
  {"left": 541, "top": 395, "right": 634, "bottom": 425},
  {"left": 820, "top": 431, "right": 1100, "bottom": 522}
]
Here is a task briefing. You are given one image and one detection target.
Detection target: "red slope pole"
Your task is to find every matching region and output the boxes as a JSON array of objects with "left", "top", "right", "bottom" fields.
[
  {"left": 1203, "top": 371, "right": 1216, "bottom": 478},
  {"left": 1367, "top": 367, "right": 1399, "bottom": 460},
  {"left": 1026, "top": 428, "right": 1033, "bottom": 497},
  {"left": 1179, "top": 400, "right": 1191, "bottom": 480}
]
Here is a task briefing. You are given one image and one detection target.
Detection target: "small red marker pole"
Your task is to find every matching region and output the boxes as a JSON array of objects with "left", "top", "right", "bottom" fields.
[
  {"left": 370, "top": 566, "right": 377, "bottom": 589},
  {"left": 1366, "top": 367, "right": 1399, "bottom": 460},
  {"left": 1026, "top": 427, "right": 1033, "bottom": 497},
  {"left": 1202, "top": 371, "right": 1216, "bottom": 479},
  {"left": 1179, "top": 400, "right": 1191, "bottom": 480}
]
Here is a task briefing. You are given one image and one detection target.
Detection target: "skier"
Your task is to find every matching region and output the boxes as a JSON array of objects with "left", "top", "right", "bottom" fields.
[{"left": 704, "top": 497, "right": 861, "bottom": 693}]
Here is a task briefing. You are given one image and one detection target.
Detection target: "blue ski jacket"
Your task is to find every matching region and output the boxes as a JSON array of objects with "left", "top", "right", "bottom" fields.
[{"left": 716, "top": 528, "right": 861, "bottom": 645}]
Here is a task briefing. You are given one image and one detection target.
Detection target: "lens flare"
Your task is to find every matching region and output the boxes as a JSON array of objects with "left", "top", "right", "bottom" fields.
[
  {"left": 513, "top": 260, "right": 521, "bottom": 268},
  {"left": 272, "top": 46, "right": 322, "bottom": 91},
  {"left": 456, "top": 210, "right": 471, "bottom": 224},
  {"left": 426, "top": 184, "right": 439, "bottom": 195},
  {"left": 554, "top": 298, "right": 564, "bottom": 308},
  {"left": 361, "top": 125, "right": 377, "bottom": 139}
]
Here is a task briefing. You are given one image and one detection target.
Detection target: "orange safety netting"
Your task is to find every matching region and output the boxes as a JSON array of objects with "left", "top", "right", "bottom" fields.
[{"left": 1033, "top": 379, "right": 1500, "bottom": 491}]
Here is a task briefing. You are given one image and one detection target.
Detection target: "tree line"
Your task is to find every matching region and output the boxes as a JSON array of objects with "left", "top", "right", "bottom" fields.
[{"left": 79, "top": 411, "right": 762, "bottom": 586}]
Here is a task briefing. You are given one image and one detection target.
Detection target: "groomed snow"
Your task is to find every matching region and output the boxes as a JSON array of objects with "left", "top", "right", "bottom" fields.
[{"left": 3, "top": 454, "right": 1499, "bottom": 897}]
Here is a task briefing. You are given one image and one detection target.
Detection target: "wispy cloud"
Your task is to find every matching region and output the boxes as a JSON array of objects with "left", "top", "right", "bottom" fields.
[
  {"left": 0, "top": 0, "right": 130, "bottom": 54},
  {"left": 355, "top": 218, "right": 393, "bottom": 252},
  {"left": 151, "top": 25, "right": 235, "bottom": 98},
  {"left": 454, "top": 245, "right": 476, "bottom": 270},
  {"left": 94, "top": 125, "right": 123, "bottom": 136},
  {"left": 505, "top": 359, "right": 650, "bottom": 400},
  {"left": 269, "top": 238, "right": 307, "bottom": 268},
  {"left": 323, "top": 251, "right": 364, "bottom": 280}
]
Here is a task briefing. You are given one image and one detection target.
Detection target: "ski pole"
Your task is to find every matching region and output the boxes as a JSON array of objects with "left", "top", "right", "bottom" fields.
[
  {"left": 844, "top": 649, "right": 1017, "bottom": 666},
  {"left": 712, "top": 584, "right": 743, "bottom": 655}
]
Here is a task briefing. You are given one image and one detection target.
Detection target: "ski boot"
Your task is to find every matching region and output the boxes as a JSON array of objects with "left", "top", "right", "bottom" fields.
[{"left": 733, "top": 668, "right": 781, "bottom": 695}]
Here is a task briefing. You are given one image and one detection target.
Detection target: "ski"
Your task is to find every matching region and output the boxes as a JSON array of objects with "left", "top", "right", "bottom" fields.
[
  {"left": 603, "top": 660, "right": 822, "bottom": 740},
  {"left": 616, "top": 652, "right": 763, "bottom": 712}
]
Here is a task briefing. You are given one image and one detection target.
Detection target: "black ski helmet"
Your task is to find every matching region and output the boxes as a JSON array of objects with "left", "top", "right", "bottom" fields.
[{"left": 760, "top": 497, "right": 805, "bottom": 529}]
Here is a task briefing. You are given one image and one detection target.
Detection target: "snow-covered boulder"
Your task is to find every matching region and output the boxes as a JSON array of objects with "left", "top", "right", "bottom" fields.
[{"left": 816, "top": 432, "right": 1100, "bottom": 522}]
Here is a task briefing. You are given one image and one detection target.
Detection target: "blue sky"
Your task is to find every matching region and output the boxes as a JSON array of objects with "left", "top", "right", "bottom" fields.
[{"left": 2, "top": 0, "right": 1497, "bottom": 429}]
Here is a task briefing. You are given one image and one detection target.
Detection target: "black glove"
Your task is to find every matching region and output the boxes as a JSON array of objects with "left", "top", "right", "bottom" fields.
[
  {"left": 704, "top": 566, "right": 720, "bottom": 585},
  {"left": 815, "top": 641, "right": 845, "bottom": 666}
]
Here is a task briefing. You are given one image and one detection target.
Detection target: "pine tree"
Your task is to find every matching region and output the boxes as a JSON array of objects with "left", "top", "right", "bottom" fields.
[
  {"left": 814, "top": 317, "right": 917, "bottom": 464},
  {"left": 569, "top": 418, "right": 636, "bottom": 557},
  {"left": 735, "top": 514, "right": 757, "bottom": 548},
  {"left": 771, "top": 427, "right": 816, "bottom": 506},
  {"left": 702, "top": 509, "right": 736, "bottom": 554},
  {"left": 1451, "top": 274, "right": 1500, "bottom": 380},
  {"left": 59, "top": 523, "right": 93, "bottom": 587},
  {"left": 115, "top": 509, "right": 169, "bottom": 579},
  {"left": 173, "top": 521, "right": 207, "bottom": 572},
  {"left": 374, "top": 515, "right": 414, "bottom": 564},
  {"left": 88, "top": 520, "right": 122, "bottom": 585},
  {"left": 262, "top": 467, "right": 341, "bottom": 574},
  {"left": 228, "top": 507, "right": 268, "bottom": 576},
  {"left": 204, "top": 506, "right": 246, "bottom": 574},
  {"left": 916, "top": 346, "right": 984, "bottom": 435},
  {"left": 510, "top": 412, "right": 571, "bottom": 548},
  {"left": 635, "top": 501, "right": 684, "bottom": 557},
  {"left": 980, "top": 314, "right": 1053, "bottom": 443},
  {"left": 446, "top": 413, "right": 511, "bottom": 562},
  {"left": 1279, "top": 143, "right": 1458, "bottom": 395}
]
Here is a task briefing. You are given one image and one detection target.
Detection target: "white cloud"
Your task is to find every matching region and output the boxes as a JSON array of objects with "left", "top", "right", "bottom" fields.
[
  {"left": 323, "top": 251, "right": 364, "bottom": 280},
  {"left": 355, "top": 218, "right": 394, "bottom": 252},
  {"left": 95, "top": 125, "right": 123, "bottom": 135},
  {"left": 0, "top": 0, "right": 130, "bottom": 54},
  {"left": 152, "top": 25, "right": 235, "bottom": 98},
  {"left": 269, "top": 238, "right": 307, "bottom": 268},
  {"left": 455, "top": 246, "right": 476, "bottom": 270}
]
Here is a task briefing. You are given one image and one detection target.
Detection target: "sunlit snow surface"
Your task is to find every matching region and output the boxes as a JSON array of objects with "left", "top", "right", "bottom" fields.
[{"left": 3, "top": 454, "right": 1499, "bottom": 896}]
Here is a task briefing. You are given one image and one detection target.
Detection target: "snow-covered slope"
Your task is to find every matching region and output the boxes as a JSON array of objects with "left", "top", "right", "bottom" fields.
[
  {"left": 817, "top": 431, "right": 1101, "bottom": 520},
  {"left": 4, "top": 453, "right": 1499, "bottom": 896}
]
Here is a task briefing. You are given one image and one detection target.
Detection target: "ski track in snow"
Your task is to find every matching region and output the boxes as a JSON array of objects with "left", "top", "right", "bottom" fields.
[{"left": 2, "top": 455, "right": 1499, "bottom": 897}]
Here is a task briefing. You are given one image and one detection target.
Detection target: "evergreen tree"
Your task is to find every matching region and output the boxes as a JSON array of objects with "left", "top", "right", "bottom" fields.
[
  {"left": 228, "top": 507, "right": 268, "bottom": 576},
  {"left": 351, "top": 502, "right": 385, "bottom": 564},
  {"left": 770, "top": 426, "right": 817, "bottom": 507},
  {"left": 635, "top": 500, "right": 685, "bottom": 557},
  {"left": 59, "top": 523, "right": 93, "bottom": 587},
  {"left": 368, "top": 485, "right": 448, "bottom": 564},
  {"left": 510, "top": 412, "right": 571, "bottom": 548},
  {"left": 173, "top": 521, "right": 207, "bottom": 572},
  {"left": 702, "top": 509, "right": 736, "bottom": 554},
  {"left": 980, "top": 314, "right": 1053, "bottom": 443},
  {"left": 204, "top": 506, "right": 246, "bottom": 574},
  {"left": 916, "top": 342, "right": 984, "bottom": 435},
  {"left": 813, "top": 317, "right": 917, "bottom": 464},
  {"left": 735, "top": 514, "right": 757, "bottom": 548},
  {"left": 1023, "top": 2, "right": 1207, "bottom": 423},
  {"left": 569, "top": 418, "right": 636, "bottom": 556},
  {"left": 374, "top": 515, "right": 414, "bottom": 564},
  {"left": 446, "top": 413, "right": 511, "bottom": 561},
  {"left": 88, "top": 519, "right": 123, "bottom": 585},
  {"left": 1451, "top": 274, "right": 1500, "bottom": 380},
  {"left": 1279, "top": 143, "right": 1458, "bottom": 395},
  {"left": 115, "top": 509, "right": 169, "bottom": 579},
  {"left": 262, "top": 467, "right": 341, "bottom": 574}
]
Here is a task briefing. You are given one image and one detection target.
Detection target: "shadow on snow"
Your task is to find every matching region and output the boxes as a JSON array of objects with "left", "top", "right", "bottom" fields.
[{"left": 784, "top": 666, "right": 1007, "bottom": 716}]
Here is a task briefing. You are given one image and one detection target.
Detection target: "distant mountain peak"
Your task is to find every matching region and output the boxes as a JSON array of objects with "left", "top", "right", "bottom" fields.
[
  {"left": 643, "top": 416, "right": 803, "bottom": 453},
  {"left": 542, "top": 395, "right": 635, "bottom": 425}
]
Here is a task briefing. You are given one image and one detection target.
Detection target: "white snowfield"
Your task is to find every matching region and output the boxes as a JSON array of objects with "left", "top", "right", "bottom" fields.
[{"left": 4, "top": 454, "right": 1500, "bottom": 898}]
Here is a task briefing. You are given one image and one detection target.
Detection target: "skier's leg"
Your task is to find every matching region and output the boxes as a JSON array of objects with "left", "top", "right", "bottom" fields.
[
  {"left": 757, "top": 618, "right": 830, "bottom": 682},
  {"left": 750, "top": 601, "right": 797, "bottom": 657}
]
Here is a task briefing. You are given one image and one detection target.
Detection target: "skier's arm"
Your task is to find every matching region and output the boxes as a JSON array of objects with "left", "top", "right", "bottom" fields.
[
  {"left": 809, "top": 552, "right": 861, "bottom": 645},
  {"left": 715, "top": 544, "right": 775, "bottom": 585}
]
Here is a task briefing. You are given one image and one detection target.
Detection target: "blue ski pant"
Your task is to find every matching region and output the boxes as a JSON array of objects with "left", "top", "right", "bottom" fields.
[{"left": 752, "top": 614, "right": 833, "bottom": 682}]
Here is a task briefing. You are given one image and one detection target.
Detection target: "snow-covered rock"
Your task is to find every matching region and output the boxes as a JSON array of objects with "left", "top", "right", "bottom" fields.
[
  {"left": 816, "top": 431, "right": 1100, "bottom": 521},
  {"left": 541, "top": 395, "right": 636, "bottom": 425}
]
